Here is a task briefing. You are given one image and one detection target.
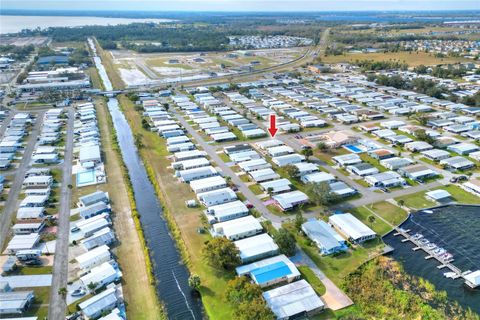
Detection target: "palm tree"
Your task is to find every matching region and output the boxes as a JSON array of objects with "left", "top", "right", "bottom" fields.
[
  {"left": 368, "top": 215, "right": 376, "bottom": 226},
  {"left": 58, "top": 287, "right": 67, "bottom": 296}
]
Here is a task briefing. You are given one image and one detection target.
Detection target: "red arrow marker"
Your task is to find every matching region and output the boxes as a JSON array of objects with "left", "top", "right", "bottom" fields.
[{"left": 268, "top": 114, "right": 278, "bottom": 138}]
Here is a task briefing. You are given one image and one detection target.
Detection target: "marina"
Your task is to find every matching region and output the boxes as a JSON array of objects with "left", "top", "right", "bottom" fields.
[{"left": 393, "top": 228, "right": 477, "bottom": 286}]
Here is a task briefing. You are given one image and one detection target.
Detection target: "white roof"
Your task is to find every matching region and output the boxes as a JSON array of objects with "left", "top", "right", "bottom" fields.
[
  {"left": 234, "top": 233, "right": 279, "bottom": 261},
  {"left": 301, "top": 172, "right": 335, "bottom": 184},
  {"left": 76, "top": 245, "right": 111, "bottom": 268},
  {"left": 6, "top": 233, "right": 40, "bottom": 251},
  {"left": 79, "top": 287, "right": 118, "bottom": 317},
  {"left": 329, "top": 213, "right": 376, "bottom": 240},
  {"left": 260, "top": 178, "right": 291, "bottom": 193},
  {"left": 263, "top": 280, "right": 324, "bottom": 318},
  {"left": 79, "top": 145, "right": 101, "bottom": 162},
  {"left": 189, "top": 175, "right": 226, "bottom": 193},
  {"left": 249, "top": 168, "right": 280, "bottom": 182},
  {"left": 425, "top": 189, "right": 451, "bottom": 200},
  {"left": 213, "top": 215, "right": 262, "bottom": 238},
  {"left": 273, "top": 191, "right": 309, "bottom": 210},
  {"left": 80, "top": 262, "right": 120, "bottom": 287},
  {"left": 197, "top": 187, "right": 236, "bottom": 205},
  {"left": 272, "top": 154, "right": 305, "bottom": 167},
  {"left": 464, "top": 270, "right": 480, "bottom": 286},
  {"left": 208, "top": 200, "right": 249, "bottom": 219}
]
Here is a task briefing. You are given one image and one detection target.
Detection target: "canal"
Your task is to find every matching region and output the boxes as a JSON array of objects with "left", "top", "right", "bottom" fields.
[
  {"left": 384, "top": 205, "right": 480, "bottom": 314},
  {"left": 88, "top": 39, "right": 203, "bottom": 319}
]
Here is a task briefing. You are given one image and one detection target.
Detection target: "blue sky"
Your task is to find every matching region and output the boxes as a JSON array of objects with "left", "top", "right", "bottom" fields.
[{"left": 2, "top": 0, "right": 480, "bottom": 12}]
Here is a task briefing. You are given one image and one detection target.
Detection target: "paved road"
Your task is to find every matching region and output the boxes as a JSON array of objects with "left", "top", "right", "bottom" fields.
[
  {"left": 0, "top": 111, "right": 44, "bottom": 250},
  {"left": 48, "top": 107, "right": 75, "bottom": 320},
  {"left": 172, "top": 106, "right": 352, "bottom": 310}
]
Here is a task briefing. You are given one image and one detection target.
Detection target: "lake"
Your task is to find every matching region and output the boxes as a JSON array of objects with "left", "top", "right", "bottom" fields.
[
  {"left": 384, "top": 205, "right": 480, "bottom": 314},
  {"left": 0, "top": 15, "right": 174, "bottom": 34}
]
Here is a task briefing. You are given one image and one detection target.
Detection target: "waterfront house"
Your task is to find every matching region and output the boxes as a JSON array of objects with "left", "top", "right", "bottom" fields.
[
  {"left": 302, "top": 220, "right": 348, "bottom": 255},
  {"left": 329, "top": 213, "right": 376, "bottom": 243}
]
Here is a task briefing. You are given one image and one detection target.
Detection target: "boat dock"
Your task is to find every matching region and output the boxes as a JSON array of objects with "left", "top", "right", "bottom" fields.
[{"left": 393, "top": 228, "right": 465, "bottom": 280}]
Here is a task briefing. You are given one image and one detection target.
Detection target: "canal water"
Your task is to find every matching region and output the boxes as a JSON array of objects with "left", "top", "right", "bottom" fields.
[
  {"left": 89, "top": 39, "right": 203, "bottom": 319},
  {"left": 384, "top": 205, "right": 480, "bottom": 314}
]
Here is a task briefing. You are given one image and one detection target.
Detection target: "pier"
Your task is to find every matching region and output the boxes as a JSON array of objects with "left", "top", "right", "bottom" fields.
[{"left": 393, "top": 228, "right": 466, "bottom": 281}]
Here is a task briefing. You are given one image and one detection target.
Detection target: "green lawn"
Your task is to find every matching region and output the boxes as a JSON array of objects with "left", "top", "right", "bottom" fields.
[
  {"left": 218, "top": 152, "right": 231, "bottom": 163},
  {"left": 395, "top": 191, "right": 436, "bottom": 210},
  {"left": 434, "top": 184, "right": 480, "bottom": 204},
  {"left": 8, "top": 266, "right": 53, "bottom": 275},
  {"left": 298, "top": 265, "right": 326, "bottom": 296},
  {"left": 359, "top": 154, "right": 386, "bottom": 173},
  {"left": 248, "top": 184, "right": 264, "bottom": 195},
  {"left": 25, "top": 287, "right": 50, "bottom": 319},
  {"left": 349, "top": 206, "right": 393, "bottom": 235},
  {"left": 365, "top": 201, "right": 408, "bottom": 227}
]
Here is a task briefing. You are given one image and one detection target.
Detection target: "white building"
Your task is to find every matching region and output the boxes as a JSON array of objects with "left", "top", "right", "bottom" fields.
[
  {"left": 329, "top": 213, "right": 376, "bottom": 243},
  {"left": 212, "top": 215, "right": 263, "bottom": 240}
]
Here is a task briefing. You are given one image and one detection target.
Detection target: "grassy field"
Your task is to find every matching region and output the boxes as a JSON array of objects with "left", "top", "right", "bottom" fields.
[
  {"left": 364, "top": 201, "right": 408, "bottom": 227},
  {"left": 322, "top": 51, "right": 468, "bottom": 67},
  {"left": 298, "top": 265, "right": 326, "bottom": 296},
  {"left": 436, "top": 184, "right": 479, "bottom": 204},
  {"left": 285, "top": 223, "right": 385, "bottom": 285},
  {"left": 349, "top": 206, "right": 393, "bottom": 235},
  {"left": 395, "top": 191, "right": 437, "bottom": 210},
  {"left": 248, "top": 184, "right": 264, "bottom": 195},
  {"left": 118, "top": 95, "right": 236, "bottom": 319},
  {"left": 86, "top": 67, "right": 105, "bottom": 90},
  {"left": 8, "top": 265, "right": 52, "bottom": 275},
  {"left": 95, "top": 98, "right": 165, "bottom": 319}
]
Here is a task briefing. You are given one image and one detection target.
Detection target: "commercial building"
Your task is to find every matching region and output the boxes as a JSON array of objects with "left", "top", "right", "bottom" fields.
[{"left": 329, "top": 213, "right": 376, "bottom": 243}]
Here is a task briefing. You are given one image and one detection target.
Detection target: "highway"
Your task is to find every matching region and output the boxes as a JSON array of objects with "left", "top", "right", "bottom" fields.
[{"left": 48, "top": 107, "right": 75, "bottom": 320}]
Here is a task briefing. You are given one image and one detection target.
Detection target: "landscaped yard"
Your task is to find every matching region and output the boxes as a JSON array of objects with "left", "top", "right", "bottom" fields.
[
  {"left": 285, "top": 222, "right": 385, "bottom": 285},
  {"left": 248, "top": 183, "right": 264, "bottom": 195},
  {"left": 365, "top": 201, "right": 408, "bottom": 227},
  {"left": 395, "top": 191, "right": 436, "bottom": 210},
  {"left": 349, "top": 206, "right": 393, "bottom": 235}
]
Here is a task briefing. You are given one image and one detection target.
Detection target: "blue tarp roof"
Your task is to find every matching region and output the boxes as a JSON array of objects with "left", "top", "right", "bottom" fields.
[{"left": 251, "top": 261, "right": 291, "bottom": 284}]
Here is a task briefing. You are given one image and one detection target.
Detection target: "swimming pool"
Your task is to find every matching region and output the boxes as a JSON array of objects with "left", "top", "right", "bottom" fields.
[
  {"left": 344, "top": 144, "right": 363, "bottom": 153},
  {"left": 77, "top": 169, "right": 96, "bottom": 186}
]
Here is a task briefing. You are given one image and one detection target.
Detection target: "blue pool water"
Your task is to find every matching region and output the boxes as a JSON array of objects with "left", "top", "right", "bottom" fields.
[
  {"left": 251, "top": 261, "right": 292, "bottom": 284},
  {"left": 77, "top": 170, "right": 95, "bottom": 186},
  {"left": 344, "top": 144, "right": 362, "bottom": 153}
]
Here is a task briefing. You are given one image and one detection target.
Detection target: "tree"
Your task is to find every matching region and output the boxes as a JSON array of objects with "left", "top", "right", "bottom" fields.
[
  {"left": 226, "top": 277, "right": 274, "bottom": 320},
  {"left": 162, "top": 103, "right": 169, "bottom": 111},
  {"left": 226, "top": 276, "right": 263, "bottom": 305},
  {"left": 294, "top": 211, "right": 306, "bottom": 232},
  {"left": 267, "top": 187, "right": 274, "bottom": 196},
  {"left": 398, "top": 199, "right": 405, "bottom": 207},
  {"left": 274, "top": 228, "right": 297, "bottom": 256},
  {"left": 415, "top": 129, "right": 435, "bottom": 144},
  {"left": 301, "top": 148, "right": 313, "bottom": 161},
  {"left": 203, "top": 237, "right": 241, "bottom": 270},
  {"left": 234, "top": 300, "right": 275, "bottom": 320},
  {"left": 306, "top": 181, "right": 338, "bottom": 206},
  {"left": 317, "top": 141, "right": 328, "bottom": 152},
  {"left": 188, "top": 274, "right": 201, "bottom": 291},
  {"left": 58, "top": 287, "right": 67, "bottom": 296},
  {"left": 134, "top": 133, "right": 144, "bottom": 149},
  {"left": 368, "top": 215, "right": 376, "bottom": 226},
  {"left": 284, "top": 164, "right": 300, "bottom": 178},
  {"left": 87, "top": 282, "right": 98, "bottom": 292}
]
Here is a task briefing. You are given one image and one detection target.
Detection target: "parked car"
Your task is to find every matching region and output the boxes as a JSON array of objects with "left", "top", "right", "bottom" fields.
[
  {"left": 71, "top": 288, "right": 86, "bottom": 297},
  {"left": 24, "top": 259, "right": 42, "bottom": 266}
]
